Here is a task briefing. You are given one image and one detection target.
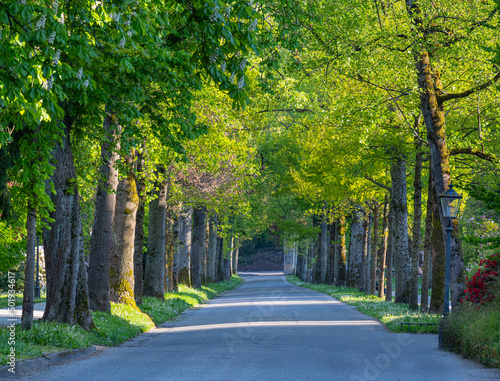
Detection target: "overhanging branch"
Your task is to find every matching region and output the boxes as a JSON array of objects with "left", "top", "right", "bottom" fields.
[
  {"left": 449, "top": 147, "right": 498, "bottom": 162},
  {"left": 438, "top": 71, "right": 500, "bottom": 102}
]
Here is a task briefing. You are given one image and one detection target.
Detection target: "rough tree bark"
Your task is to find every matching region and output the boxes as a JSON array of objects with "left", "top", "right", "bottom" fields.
[
  {"left": 378, "top": 194, "right": 389, "bottom": 299},
  {"left": 191, "top": 206, "right": 206, "bottom": 288},
  {"left": 88, "top": 114, "right": 119, "bottom": 312},
  {"left": 21, "top": 206, "right": 36, "bottom": 330},
  {"left": 347, "top": 210, "right": 363, "bottom": 289},
  {"left": 410, "top": 140, "right": 424, "bottom": 310},
  {"left": 360, "top": 211, "right": 370, "bottom": 293},
  {"left": 335, "top": 216, "right": 347, "bottom": 286},
  {"left": 385, "top": 201, "right": 394, "bottom": 302},
  {"left": 173, "top": 205, "right": 192, "bottom": 286},
  {"left": 143, "top": 178, "right": 168, "bottom": 299},
  {"left": 207, "top": 214, "right": 218, "bottom": 283},
  {"left": 320, "top": 215, "right": 328, "bottom": 284},
  {"left": 421, "top": 172, "right": 433, "bottom": 313},
  {"left": 164, "top": 207, "right": 174, "bottom": 293},
  {"left": 391, "top": 155, "right": 411, "bottom": 304},
  {"left": 133, "top": 150, "right": 145, "bottom": 305},
  {"left": 326, "top": 220, "right": 335, "bottom": 284},
  {"left": 202, "top": 220, "right": 209, "bottom": 283},
  {"left": 370, "top": 203, "right": 380, "bottom": 295},
  {"left": 109, "top": 155, "right": 139, "bottom": 308},
  {"left": 429, "top": 175, "right": 446, "bottom": 313},
  {"left": 42, "top": 122, "right": 93, "bottom": 329},
  {"left": 217, "top": 235, "right": 224, "bottom": 282},
  {"left": 223, "top": 234, "right": 232, "bottom": 281},
  {"left": 232, "top": 238, "right": 239, "bottom": 275}
]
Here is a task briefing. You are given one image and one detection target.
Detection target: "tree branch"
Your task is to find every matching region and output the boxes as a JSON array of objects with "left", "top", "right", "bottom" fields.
[
  {"left": 256, "top": 108, "right": 314, "bottom": 114},
  {"left": 361, "top": 175, "right": 392, "bottom": 192},
  {"left": 449, "top": 147, "right": 498, "bottom": 162},
  {"left": 438, "top": 71, "right": 500, "bottom": 102}
]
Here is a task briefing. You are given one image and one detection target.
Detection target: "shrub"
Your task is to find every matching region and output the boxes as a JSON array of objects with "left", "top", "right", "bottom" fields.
[{"left": 461, "top": 253, "right": 500, "bottom": 306}]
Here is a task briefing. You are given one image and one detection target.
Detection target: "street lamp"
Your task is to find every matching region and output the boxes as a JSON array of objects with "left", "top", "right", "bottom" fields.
[{"left": 438, "top": 181, "right": 462, "bottom": 349}]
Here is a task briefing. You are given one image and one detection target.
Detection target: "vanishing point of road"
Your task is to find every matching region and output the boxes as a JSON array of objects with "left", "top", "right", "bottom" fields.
[{"left": 18, "top": 272, "right": 500, "bottom": 380}]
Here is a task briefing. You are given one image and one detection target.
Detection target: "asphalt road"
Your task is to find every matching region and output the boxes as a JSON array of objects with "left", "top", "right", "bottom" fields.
[{"left": 18, "top": 272, "right": 500, "bottom": 380}]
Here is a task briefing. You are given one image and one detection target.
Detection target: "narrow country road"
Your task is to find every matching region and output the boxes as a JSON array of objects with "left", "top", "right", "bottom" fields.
[{"left": 19, "top": 272, "right": 500, "bottom": 380}]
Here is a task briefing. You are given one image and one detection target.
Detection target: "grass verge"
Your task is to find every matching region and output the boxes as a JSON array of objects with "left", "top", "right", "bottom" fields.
[
  {"left": 287, "top": 275, "right": 440, "bottom": 333},
  {"left": 0, "top": 275, "right": 242, "bottom": 366},
  {"left": 0, "top": 293, "right": 46, "bottom": 309}
]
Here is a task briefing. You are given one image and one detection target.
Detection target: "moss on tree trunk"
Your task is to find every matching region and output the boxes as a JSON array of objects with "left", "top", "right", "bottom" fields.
[{"left": 109, "top": 162, "right": 139, "bottom": 310}]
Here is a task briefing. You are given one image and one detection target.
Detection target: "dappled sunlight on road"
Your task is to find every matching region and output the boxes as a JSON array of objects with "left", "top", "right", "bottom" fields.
[
  {"left": 157, "top": 320, "right": 379, "bottom": 333},
  {"left": 203, "top": 300, "right": 342, "bottom": 308}
]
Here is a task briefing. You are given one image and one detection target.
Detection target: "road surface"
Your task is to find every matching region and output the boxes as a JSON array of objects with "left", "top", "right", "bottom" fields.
[{"left": 17, "top": 272, "right": 500, "bottom": 380}]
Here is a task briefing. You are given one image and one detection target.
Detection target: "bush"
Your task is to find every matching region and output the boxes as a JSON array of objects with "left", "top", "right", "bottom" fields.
[
  {"left": 461, "top": 253, "right": 500, "bottom": 306},
  {"left": 444, "top": 253, "right": 500, "bottom": 368}
]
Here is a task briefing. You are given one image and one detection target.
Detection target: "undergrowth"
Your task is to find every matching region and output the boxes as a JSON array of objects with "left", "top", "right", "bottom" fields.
[{"left": 443, "top": 278, "right": 500, "bottom": 368}]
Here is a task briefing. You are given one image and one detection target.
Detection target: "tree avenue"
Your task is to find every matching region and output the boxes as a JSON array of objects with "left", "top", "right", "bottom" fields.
[{"left": 0, "top": 2, "right": 499, "bottom": 368}]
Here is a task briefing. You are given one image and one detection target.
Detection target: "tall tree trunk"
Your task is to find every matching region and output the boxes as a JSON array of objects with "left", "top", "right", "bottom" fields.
[
  {"left": 202, "top": 220, "right": 209, "bottom": 283},
  {"left": 143, "top": 178, "right": 168, "bottom": 299},
  {"left": 207, "top": 214, "right": 218, "bottom": 283},
  {"left": 391, "top": 155, "right": 411, "bottom": 304},
  {"left": 311, "top": 215, "right": 321, "bottom": 284},
  {"left": 326, "top": 220, "right": 335, "bottom": 284},
  {"left": 378, "top": 194, "right": 389, "bottom": 299},
  {"left": 416, "top": 51, "right": 464, "bottom": 311},
  {"left": 164, "top": 208, "right": 174, "bottom": 292},
  {"left": 347, "top": 210, "right": 363, "bottom": 289},
  {"left": 385, "top": 201, "right": 394, "bottom": 302},
  {"left": 335, "top": 217, "right": 347, "bottom": 286},
  {"left": 223, "top": 234, "right": 232, "bottom": 281},
  {"left": 133, "top": 150, "right": 145, "bottom": 305},
  {"left": 320, "top": 208, "right": 328, "bottom": 283},
  {"left": 22, "top": 206, "right": 36, "bottom": 330},
  {"left": 301, "top": 242, "right": 308, "bottom": 282},
  {"left": 429, "top": 175, "right": 446, "bottom": 313},
  {"left": 217, "top": 235, "right": 224, "bottom": 282},
  {"left": 191, "top": 206, "right": 206, "bottom": 288},
  {"left": 370, "top": 204, "right": 379, "bottom": 295},
  {"left": 88, "top": 114, "right": 119, "bottom": 312},
  {"left": 360, "top": 211, "right": 370, "bottom": 293},
  {"left": 421, "top": 172, "right": 433, "bottom": 313},
  {"left": 410, "top": 141, "right": 424, "bottom": 310},
  {"left": 232, "top": 238, "right": 239, "bottom": 275},
  {"left": 109, "top": 157, "right": 139, "bottom": 308},
  {"left": 42, "top": 122, "right": 93, "bottom": 329},
  {"left": 174, "top": 205, "right": 192, "bottom": 286}
]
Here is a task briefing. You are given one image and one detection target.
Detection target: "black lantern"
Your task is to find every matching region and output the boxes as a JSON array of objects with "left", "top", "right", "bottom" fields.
[{"left": 439, "top": 182, "right": 462, "bottom": 219}]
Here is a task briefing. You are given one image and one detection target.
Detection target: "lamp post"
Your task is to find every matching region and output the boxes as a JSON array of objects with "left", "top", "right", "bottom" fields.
[
  {"left": 438, "top": 181, "right": 462, "bottom": 349},
  {"left": 34, "top": 235, "right": 41, "bottom": 299}
]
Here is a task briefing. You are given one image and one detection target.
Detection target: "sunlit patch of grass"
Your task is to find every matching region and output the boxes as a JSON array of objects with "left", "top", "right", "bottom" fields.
[
  {"left": 0, "top": 293, "right": 46, "bottom": 308},
  {"left": 140, "top": 275, "right": 242, "bottom": 325},
  {"left": 0, "top": 276, "right": 242, "bottom": 365},
  {"left": 287, "top": 275, "right": 440, "bottom": 333}
]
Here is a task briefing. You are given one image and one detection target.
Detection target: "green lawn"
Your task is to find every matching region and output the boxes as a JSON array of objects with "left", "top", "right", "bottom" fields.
[
  {"left": 287, "top": 276, "right": 440, "bottom": 334},
  {"left": 0, "top": 276, "right": 242, "bottom": 365},
  {"left": 0, "top": 293, "right": 46, "bottom": 309}
]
